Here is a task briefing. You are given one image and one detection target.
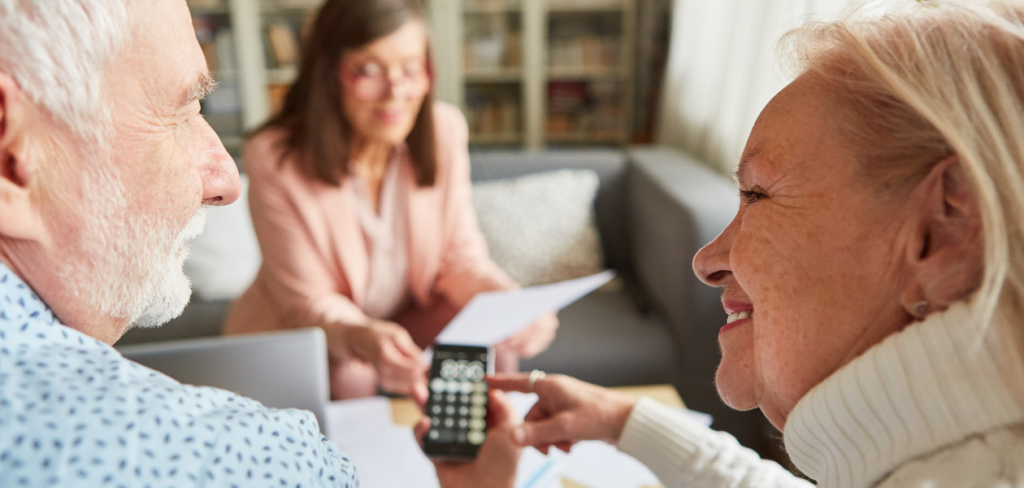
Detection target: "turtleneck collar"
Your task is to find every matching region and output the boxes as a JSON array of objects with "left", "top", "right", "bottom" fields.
[{"left": 782, "top": 301, "right": 1024, "bottom": 488}]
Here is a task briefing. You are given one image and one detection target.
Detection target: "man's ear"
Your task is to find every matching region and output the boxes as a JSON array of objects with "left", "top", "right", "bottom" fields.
[
  {"left": 0, "top": 72, "right": 48, "bottom": 244},
  {"left": 901, "top": 155, "right": 985, "bottom": 318}
]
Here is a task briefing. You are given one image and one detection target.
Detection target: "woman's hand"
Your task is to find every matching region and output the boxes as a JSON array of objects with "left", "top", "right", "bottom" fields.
[
  {"left": 488, "top": 373, "right": 636, "bottom": 454},
  {"left": 341, "top": 320, "right": 428, "bottom": 405},
  {"left": 415, "top": 389, "right": 523, "bottom": 488},
  {"left": 495, "top": 312, "right": 559, "bottom": 359}
]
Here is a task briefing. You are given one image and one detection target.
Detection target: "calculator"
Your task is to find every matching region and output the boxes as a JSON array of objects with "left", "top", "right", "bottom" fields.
[{"left": 422, "top": 344, "right": 493, "bottom": 460}]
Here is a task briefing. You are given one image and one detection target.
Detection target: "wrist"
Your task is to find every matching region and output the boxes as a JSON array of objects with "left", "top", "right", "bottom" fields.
[{"left": 609, "top": 395, "right": 639, "bottom": 444}]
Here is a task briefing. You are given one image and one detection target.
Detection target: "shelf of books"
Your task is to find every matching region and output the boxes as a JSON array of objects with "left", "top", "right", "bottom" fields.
[
  {"left": 431, "top": 0, "right": 634, "bottom": 149},
  {"left": 189, "top": 0, "right": 246, "bottom": 156},
  {"left": 544, "top": 1, "right": 633, "bottom": 146},
  {"left": 462, "top": 0, "right": 524, "bottom": 146}
]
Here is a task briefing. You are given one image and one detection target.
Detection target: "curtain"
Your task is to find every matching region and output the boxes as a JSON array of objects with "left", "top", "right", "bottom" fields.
[{"left": 655, "top": 0, "right": 859, "bottom": 173}]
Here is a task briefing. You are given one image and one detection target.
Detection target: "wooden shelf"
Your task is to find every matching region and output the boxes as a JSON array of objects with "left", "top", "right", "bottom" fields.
[
  {"left": 547, "top": 66, "right": 626, "bottom": 79},
  {"left": 469, "top": 132, "right": 523, "bottom": 144},
  {"left": 465, "top": 69, "right": 523, "bottom": 82},
  {"left": 266, "top": 66, "right": 297, "bottom": 85},
  {"left": 463, "top": 1, "right": 521, "bottom": 13},
  {"left": 546, "top": 131, "right": 628, "bottom": 144},
  {"left": 547, "top": 0, "right": 627, "bottom": 13}
]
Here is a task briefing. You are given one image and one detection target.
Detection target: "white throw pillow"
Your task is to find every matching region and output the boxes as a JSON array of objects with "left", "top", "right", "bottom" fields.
[
  {"left": 472, "top": 169, "right": 606, "bottom": 287},
  {"left": 184, "top": 174, "right": 262, "bottom": 301}
]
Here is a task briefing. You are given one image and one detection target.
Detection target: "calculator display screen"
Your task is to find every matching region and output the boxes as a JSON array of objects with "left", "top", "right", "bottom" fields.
[{"left": 422, "top": 344, "right": 491, "bottom": 459}]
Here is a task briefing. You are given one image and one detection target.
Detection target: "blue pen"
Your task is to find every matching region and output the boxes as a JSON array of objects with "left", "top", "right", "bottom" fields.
[{"left": 519, "top": 458, "right": 557, "bottom": 488}]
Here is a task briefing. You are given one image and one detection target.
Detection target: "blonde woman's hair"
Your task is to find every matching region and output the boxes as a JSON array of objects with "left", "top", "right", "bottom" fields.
[{"left": 782, "top": 0, "right": 1024, "bottom": 347}]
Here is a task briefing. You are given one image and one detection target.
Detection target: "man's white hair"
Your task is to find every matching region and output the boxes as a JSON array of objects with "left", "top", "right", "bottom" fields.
[{"left": 0, "top": 0, "right": 128, "bottom": 137}]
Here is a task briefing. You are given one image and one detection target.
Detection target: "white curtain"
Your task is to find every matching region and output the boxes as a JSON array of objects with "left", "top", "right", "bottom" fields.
[{"left": 655, "top": 0, "right": 858, "bottom": 173}]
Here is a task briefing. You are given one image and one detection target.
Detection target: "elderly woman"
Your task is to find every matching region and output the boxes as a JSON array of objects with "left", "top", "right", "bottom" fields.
[
  {"left": 224, "top": 0, "right": 557, "bottom": 404},
  {"left": 420, "top": 2, "right": 1024, "bottom": 487}
]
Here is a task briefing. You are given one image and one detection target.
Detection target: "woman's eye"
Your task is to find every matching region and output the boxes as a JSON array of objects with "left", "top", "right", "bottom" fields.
[
  {"left": 404, "top": 62, "right": 424, "bottom": 76},
  {"left": 739, "top": 186, "right": 767, "bottom": 205},
  {"left": 357, "top": 62, "right": 383, "bottom": 76}
]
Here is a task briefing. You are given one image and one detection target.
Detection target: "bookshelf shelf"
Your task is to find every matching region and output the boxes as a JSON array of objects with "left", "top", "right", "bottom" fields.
[
  {"left": 464, "top": 69, "right": 523, "bottom": 82},
  {"left": 266, "top": 67, "right": 298, "bottom": 85},
  {"left": 469, "top": 132, "right": 523, "bottom": 144},
  {"left": 430, "top": 0, "right": 635, "bottom": 148}
]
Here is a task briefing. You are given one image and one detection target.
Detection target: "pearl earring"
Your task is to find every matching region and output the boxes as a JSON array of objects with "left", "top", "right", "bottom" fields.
[{"left": 914, "top": 300, "right": 929, "bottom": 317}]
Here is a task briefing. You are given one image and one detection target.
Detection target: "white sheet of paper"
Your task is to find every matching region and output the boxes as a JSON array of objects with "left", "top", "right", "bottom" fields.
[{"left": 435, "top": 270, "right": 616, "bottom": 346}]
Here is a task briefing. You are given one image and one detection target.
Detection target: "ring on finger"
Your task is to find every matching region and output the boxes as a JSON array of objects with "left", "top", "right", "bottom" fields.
[{"left": 527, "top": 369, "right": 546, "bottom": 393}]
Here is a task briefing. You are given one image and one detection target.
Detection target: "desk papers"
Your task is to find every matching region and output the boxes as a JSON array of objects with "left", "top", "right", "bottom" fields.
[{"left": 325, "top": 392, "right": 711, "bottom": 488}]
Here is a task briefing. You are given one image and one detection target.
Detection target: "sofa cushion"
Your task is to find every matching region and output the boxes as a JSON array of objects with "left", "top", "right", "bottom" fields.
[
  {"left": 521, "top": 291, "right": 679, "bottom": 387},
  {"left": 469, "top": 149, "right": 632, "bottom": 278},
  {"left": 472, "top": 169, "right": 606, "bottom": 286}
]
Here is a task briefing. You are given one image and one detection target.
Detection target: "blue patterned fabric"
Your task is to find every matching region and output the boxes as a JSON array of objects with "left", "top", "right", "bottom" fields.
[{"left": 0, "top": 264, "right": 358, "bottom": 487}]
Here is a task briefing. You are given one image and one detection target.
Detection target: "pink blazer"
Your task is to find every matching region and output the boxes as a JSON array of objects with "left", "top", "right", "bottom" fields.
[{"left": 224, "top": 102, "right": 517, "bottom": 340}]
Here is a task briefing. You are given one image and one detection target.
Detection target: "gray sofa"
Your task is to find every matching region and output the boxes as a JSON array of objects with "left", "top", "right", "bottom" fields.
[{"left": 118, "top": 145, "right": 769, "bottom": 450}]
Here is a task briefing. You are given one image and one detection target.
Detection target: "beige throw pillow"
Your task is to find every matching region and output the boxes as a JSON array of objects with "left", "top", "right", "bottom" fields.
[{"left": 472, "top": 169, "right": 606, "bottom": 287}]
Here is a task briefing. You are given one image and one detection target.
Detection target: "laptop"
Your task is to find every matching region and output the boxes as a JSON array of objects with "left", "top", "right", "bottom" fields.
[{"left": 117, "top": 328, "right": 331, "bottom": 433}]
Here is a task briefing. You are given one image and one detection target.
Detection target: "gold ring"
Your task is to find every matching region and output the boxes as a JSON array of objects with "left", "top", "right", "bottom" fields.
[{"left": 527, "top": 370, "right": 546, "bottom": 393}]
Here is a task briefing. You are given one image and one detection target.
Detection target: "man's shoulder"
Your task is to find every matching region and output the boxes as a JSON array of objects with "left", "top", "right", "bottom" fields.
[{"left": 0, "top": 322, "right": 357, "bottom": 487}]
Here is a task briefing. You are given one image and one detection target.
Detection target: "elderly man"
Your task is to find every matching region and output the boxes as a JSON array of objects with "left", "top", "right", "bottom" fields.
[{"left": 0, "top": 1, "right": 360, "bottom": 485}]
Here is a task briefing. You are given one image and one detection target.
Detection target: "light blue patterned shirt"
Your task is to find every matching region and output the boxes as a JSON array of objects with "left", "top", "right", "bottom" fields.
[{"left": 0, "top": 264, "right": 359, "bottom": 487}]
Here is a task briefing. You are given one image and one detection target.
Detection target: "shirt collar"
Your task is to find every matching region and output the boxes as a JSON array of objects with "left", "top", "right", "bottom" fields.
[{"left": 0, "top": 262, "right": 59, "bottom": 326}]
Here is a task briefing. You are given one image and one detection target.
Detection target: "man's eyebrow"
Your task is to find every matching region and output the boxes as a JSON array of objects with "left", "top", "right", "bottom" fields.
[{"left": 183, "top": 72, "right": 218, "bottom": 106}]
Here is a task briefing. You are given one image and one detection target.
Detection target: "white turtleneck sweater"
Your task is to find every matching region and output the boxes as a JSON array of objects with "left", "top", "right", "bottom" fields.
[{"left": 617, "top": 301, "right": 1024, "bottom": 487}]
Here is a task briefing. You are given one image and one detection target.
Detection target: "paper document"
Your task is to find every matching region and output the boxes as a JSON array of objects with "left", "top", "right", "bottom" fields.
[{"left": 436, "top": 270, "right": 616, "bottom": 346}]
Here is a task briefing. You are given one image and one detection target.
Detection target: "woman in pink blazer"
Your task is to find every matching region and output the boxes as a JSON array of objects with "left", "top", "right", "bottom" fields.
[{"left": 224, "top": 0, "right": 558, "bottom": 403}]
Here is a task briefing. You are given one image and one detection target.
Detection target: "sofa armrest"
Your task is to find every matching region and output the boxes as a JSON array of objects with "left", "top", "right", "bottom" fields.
[{"left": 627, "top": 146, "right": 767, "bottom": 448}]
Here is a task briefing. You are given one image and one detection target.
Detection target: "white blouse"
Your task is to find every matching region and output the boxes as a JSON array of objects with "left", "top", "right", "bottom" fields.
[{"left": 352, "top": 150, "right": 411, "bottom": 320}]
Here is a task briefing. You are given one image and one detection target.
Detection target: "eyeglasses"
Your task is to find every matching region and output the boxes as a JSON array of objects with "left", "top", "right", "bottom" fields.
[{"left": 342, "top": 60, "right": 432, "bottom": 101}]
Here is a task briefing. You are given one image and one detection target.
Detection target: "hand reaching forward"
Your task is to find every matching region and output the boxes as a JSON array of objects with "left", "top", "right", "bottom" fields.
[
  {"left": 488, "top": 373, "right": 637, "bottom": 454},
  {"left": 342, "top": 320, "right": 428, "bottom": 406},
  {"left": 415, "top": 389, "right": 523, "bottom": 488}
]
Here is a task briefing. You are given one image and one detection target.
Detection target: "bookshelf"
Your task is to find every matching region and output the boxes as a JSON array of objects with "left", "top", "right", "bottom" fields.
[
  {"left": 188, "top": 0, "right": 269, "bottom": 158},
  {"left": 189, "top": 0, "right": 635, "bottom": 153},
  {"left": 431, "top": 0, "right": 636, "bottom": 149}
]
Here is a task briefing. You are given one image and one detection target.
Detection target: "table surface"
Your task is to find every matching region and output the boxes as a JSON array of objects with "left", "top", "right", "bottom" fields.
[
  {"left": 380, "top": 385, "right": 680, "bottom": 488},
  {"left": 390, "top": 384, "right": 684, "bottom": 427}
]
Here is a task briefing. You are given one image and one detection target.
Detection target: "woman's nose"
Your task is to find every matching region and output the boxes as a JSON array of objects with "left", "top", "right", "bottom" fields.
[{"left": 693, "top": 216, "right": 738, "bottom": 287}]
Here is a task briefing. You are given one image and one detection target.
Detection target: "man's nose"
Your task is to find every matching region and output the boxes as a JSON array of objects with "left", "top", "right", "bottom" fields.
[{"left": 200, "top": 124, "right": 241, "bottom": 206}]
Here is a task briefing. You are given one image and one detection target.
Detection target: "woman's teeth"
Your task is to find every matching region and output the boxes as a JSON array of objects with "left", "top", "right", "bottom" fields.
[{"left": 727, "top": 311, "right": 752, "bottom": 324}]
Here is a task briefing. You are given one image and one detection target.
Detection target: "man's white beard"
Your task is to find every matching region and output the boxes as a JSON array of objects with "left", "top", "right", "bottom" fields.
[{"left": 58, "top": 157, "right": 206, "bottom": 330}]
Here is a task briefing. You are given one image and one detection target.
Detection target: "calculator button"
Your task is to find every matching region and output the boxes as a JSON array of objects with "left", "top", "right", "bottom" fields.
[
  {"left": 431, "top": 378, "right": 447, "bottom": 392},
  {"left": 446, "top": 394, "right": 457, "bottom": 403},
  {"left": 431, "top": 416, "right": 440, "bottom": 426},
  {"left": 474, "top": 382, "right": 488, "bottom": 393},
  {"left": 456, "top": 432, "right": 468, "bottom": 444},
  {"left": 447, "top": 380, "right": 461, "bottom": 392},
  {"left": 471, "top": 393, "right": 486, "bottom": 405},
  {"left": 461, "top": 382, "right": 475, "bottom": 395},
  {"left": 458, "top": 418, "right": 468, "bottom": 429},
  {"left": 469, "top": 418, "right": 485, "bottom": 430},
  {"left": 444, "top": 417, "right": 454, "bottom": 428},
  {"left": 460, "top": 395, "right": 470, "bottom": 404},
  {"left": 459, "top": 406, "right": 469, "bottom": 416},
  {"left": 431, "top": 405, "right": 442, "bottom": 415},
  {"left": 446, "top": 405, "right": 456, "bottom": 415},
  {"left": 429, "top": 429, "right": 440, "bottom": 440},
  {"left": 468, "top": 431, "right": 486, "bottom": 445},
  {"left": 469, "top": 406, "right": 485, "bottom": 418}
]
